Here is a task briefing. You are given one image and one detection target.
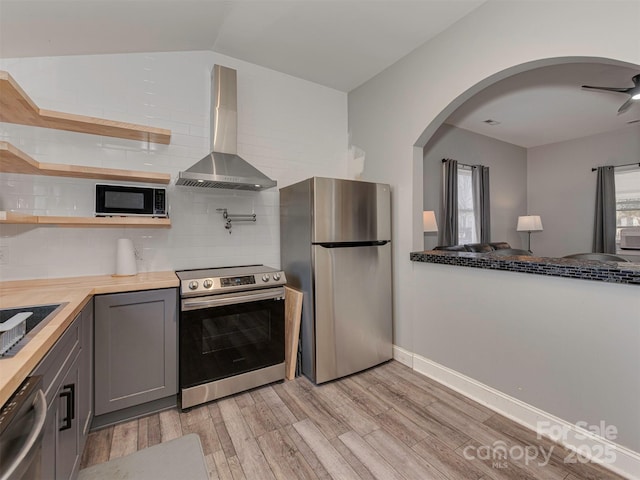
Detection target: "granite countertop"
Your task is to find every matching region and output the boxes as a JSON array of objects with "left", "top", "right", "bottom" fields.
[
  {"left": 0, "top": 271, "right": 179, "bottom": 407},
  {"left": 410, "top": 250, "right": 640, "bottom": 285}
]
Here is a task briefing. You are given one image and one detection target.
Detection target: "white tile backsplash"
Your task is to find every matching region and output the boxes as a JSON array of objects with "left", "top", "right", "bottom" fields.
[{"left": 0, "top": 51, "right": 348, "bottom": 280}]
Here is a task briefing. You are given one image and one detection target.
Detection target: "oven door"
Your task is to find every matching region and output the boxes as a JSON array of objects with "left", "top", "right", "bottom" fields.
[{"left": 179, "top": 287, "right": 285, "bottom": 389}]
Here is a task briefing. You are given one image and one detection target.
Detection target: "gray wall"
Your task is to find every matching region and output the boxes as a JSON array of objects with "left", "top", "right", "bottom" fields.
[
  {"left": 348, "top": 0, "right": 640, "bottom": 461},
  {"left": 528, "top": 124, "right": 640, "bottom": 257},
  {"left": 413, "top": 262, "right": 640, "bottom": 454},
  {"left": 423, "top": 124, "right": 527, "bottom": 250}
]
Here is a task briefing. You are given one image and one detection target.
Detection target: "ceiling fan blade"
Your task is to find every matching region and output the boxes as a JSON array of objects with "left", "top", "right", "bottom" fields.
[
  {"left": 582, "top": 85, "right": 631, "bottom": 93},
  {"left": 618, "top": 98, "right": 634, "bottom": 114}
]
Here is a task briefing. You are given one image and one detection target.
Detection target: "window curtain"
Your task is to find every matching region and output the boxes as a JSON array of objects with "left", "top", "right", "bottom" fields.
[
  {"left": 593, "top": 166, "right": 616, "bottom": 253},
  {"left": 472, "top": 165, "right": 491, "bottom": 243},
  {"left": 439, "top": 159, "right": 458, "bottom": 245}
]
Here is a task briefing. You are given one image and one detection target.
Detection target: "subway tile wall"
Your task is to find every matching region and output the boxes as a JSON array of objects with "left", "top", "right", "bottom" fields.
[{"left": 0, "top": 51, "right": 348, "bottom": 280}]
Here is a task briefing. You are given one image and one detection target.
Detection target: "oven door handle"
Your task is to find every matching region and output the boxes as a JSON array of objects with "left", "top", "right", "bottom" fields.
[{"left": 181, "top": 287, "right": 285, "bottom": 310}]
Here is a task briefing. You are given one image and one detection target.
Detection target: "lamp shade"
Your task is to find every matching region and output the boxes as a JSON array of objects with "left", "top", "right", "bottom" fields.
[
  {"left": 517, "top": 215, "right": 543, "bottom": 232},
  {"left": 423, "top": 211, "right": 438, "bottom": 232}
]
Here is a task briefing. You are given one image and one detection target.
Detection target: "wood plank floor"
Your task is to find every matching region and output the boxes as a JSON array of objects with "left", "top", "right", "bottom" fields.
[{"left": 80, "top": 361, "right": 625, "bottom": 480}]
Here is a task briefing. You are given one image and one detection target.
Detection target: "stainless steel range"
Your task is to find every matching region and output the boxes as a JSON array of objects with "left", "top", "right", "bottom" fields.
[{"left": 175, "top": 265, "right": 286, "bottom": 410}]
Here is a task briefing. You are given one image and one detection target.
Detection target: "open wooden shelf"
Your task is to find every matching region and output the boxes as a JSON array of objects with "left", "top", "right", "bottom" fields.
[
  {"left": 0, "top": 70, "right": 171, "bottom": 145},
  {"left": 38, "top": 216, "right": 171, "bottom": 227},
  {"left": 0, "top": 212, "right": 35, "bottom": 224},
  {"left": 0, "top": 211, "right": 171, "bottom": 228},
  {"left": 0, "top": 141, "right": 171, "bottom": 184}
]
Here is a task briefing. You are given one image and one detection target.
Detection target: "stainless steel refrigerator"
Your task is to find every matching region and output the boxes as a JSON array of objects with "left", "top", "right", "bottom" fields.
[{"left": 280, "top": 177, "right": 392, "bottom": 383}]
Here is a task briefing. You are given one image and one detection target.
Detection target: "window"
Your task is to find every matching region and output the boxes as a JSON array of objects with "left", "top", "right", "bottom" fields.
[
  {"left": 615, "top": 167, "right": 640, "bottom": 242},
  {"left": 457, "top": 166, "right": 477, "bottom": 244}
]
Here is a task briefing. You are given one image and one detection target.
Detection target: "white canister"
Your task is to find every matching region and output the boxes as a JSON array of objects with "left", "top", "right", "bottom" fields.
[{"left": 115, "top": 238, "right": 137, "bottom": 276}]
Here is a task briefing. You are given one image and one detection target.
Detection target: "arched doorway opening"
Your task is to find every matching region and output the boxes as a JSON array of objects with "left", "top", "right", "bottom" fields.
[{"left": 413, "top": 56, "right": 640, "bottom": 254}]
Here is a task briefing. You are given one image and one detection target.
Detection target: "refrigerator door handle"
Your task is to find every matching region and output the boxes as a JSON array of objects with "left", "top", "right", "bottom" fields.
[{"left": 315, "top": 240, "right": 389, "bottom": 248}]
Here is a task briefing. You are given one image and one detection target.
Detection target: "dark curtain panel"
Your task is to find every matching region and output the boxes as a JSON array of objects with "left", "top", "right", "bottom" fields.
[
  {"left": 472, "top": 165, "right": 491, "bottom": 243},
  {"left": 439, "top": 159, "right": 458, "bottom": 245},
  {"left": 593, "top": 166, "right": 616, "bottom": 253}
]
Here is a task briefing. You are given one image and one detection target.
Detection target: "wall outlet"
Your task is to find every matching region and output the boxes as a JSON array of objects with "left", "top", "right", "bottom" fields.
[{"left": 0, "top": 245, "right": 7, "bottom": 265}]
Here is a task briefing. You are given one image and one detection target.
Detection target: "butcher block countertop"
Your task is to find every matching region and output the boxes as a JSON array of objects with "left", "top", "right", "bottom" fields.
[{"left": 0, "top": 271, "right": 179, "bottom": 407}]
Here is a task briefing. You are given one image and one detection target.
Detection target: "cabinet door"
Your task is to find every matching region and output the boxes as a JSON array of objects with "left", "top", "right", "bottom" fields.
[
  {"left": 94, "top": 288, "right": 177, "bottom": 415},
  {"left": 40, "top": 393, "right": 57, "bottom": 480},
  {"left": 78, "top": 299, "right": 93, "bottom": 452},
  {"left": 55, "top": 355, "right": 81, "bottom": 480},
  {"left": 35, "top": 312, "right": 82, "bottom": 480}
]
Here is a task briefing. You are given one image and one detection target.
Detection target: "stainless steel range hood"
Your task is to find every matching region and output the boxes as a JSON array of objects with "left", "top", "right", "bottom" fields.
[{"left": 177, "top": 65, "right": 277, "bottom": 190}]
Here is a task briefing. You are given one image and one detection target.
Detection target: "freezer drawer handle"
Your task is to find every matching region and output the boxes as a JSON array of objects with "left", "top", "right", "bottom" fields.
[{"left": 317, "top": 240, "right": 389, "bottom": 248}]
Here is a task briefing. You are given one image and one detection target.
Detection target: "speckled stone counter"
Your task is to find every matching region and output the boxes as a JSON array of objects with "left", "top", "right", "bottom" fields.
[{"left": 410, "top": 250, "right": 640, "bottom": 285}]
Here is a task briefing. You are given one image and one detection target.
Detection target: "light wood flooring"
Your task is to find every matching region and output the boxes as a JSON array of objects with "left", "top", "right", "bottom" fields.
[{"left": 80, "top": 361, "right": 625, "bottom": 480}]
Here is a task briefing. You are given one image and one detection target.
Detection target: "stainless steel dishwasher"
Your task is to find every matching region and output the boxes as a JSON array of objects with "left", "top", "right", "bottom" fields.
[{"left": 0, "top": 376, "right": 47, "bottom": 480}]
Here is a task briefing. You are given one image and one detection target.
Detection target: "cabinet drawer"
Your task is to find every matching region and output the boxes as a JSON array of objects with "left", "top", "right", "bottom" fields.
[{"left": 33, "top": 313, "right": 81, "bottom": 405}]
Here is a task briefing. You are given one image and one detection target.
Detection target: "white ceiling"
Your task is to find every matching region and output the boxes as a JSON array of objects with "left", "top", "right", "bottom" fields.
[
  {"left": 445, "top": 62, "right": 640, "bottom": 148},
  {"left": 1, "top": 1, "right": 638, "bottom": 147},
  {"left": 0, "top": 0, "right": 485, "bottom": 92}
]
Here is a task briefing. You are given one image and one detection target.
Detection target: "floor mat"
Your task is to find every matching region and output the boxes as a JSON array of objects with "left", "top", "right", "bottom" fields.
[{"left": 78, "top": 433, "right": 208, "bottom": 480}]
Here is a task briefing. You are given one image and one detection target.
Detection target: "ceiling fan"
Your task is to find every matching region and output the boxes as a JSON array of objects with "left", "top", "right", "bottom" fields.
[{"left": 582, "top": 73, "right": 640, "bottom": 114}]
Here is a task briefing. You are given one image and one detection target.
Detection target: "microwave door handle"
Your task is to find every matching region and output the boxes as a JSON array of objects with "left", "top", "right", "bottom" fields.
[
  {"left": 182, "top": 289, "right": 283, "bottom": 310},
  {"left": 1, "top": 390, "right": 47, "bottom": 480}
]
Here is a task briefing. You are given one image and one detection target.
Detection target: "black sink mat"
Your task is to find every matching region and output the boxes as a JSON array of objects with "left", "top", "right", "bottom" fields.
[{"left": 0, "top": 304, "right": 61, "bottom": 333}]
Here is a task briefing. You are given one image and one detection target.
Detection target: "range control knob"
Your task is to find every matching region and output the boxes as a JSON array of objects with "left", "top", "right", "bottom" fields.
[
  {"left": 273, "top": 272, "right": 281, "bottom": 281},
  {"left": 188, "top": 280, "right": 199, "bottom": 290},
  {"left": 262, "top": 274, "right": 270, "bottom": 282},
  {"left": 203, "top": 279, "right": 213, "bottom": 289}
]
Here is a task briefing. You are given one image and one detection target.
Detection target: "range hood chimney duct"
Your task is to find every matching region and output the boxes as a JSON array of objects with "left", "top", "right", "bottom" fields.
[{"left": 177, "top": 65, "right": 277, "bottom": 190}]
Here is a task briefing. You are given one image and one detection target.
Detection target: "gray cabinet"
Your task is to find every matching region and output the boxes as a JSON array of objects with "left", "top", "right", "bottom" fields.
[
  {"left": 94, "top": 288, "right": 177, "bottom": 416},
  {"left": 35, "top": 300, "right": 92, "bottom": 480},
  {"left": 55, "top": 356, "right": 80, "bottom": 480}
]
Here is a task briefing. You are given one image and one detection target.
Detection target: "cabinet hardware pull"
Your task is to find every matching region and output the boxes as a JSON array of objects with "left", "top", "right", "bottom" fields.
[
  {"left": 64, "top": 383, "right": 75, "bottom": 420},
  {"left": 59, "top": 391, "right": 72, "bottom": 431},
  {"left": 59, "top": 383, "right": 75, "bottom": 431}
]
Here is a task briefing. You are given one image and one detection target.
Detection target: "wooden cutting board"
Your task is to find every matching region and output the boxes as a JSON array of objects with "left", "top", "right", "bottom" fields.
[{"left": 284, "top": 286, "right": 303, "bottom": 380}]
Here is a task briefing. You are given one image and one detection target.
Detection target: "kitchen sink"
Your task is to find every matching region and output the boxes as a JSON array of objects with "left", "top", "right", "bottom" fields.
[{"left": 0, "top": 303, "right": 67, "bottom": 357}]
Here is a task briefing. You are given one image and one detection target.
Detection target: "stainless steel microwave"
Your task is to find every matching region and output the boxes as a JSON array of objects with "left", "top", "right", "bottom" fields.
[{"left": 95, "top": 184, "right": 167, "bottom": 217}]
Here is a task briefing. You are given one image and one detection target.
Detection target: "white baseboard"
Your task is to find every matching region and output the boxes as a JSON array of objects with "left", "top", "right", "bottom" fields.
[
  {"left": 392, "top": 345, "right": 413, "bottom": 368},
  {"left": 395, "top": 348, "right": 640, "bottom": 480}
]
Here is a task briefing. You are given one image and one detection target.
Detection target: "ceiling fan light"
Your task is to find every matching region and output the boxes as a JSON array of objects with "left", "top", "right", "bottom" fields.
[{"left": 632, "top": 93, "right": 640, "bottom": 100}]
